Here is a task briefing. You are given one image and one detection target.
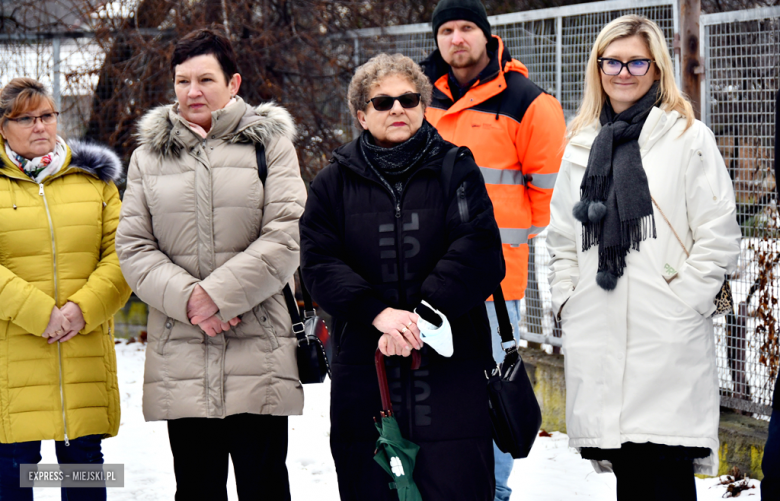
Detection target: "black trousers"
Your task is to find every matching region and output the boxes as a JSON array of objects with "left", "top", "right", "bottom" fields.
[
  {"left": 583, "top": 443, "right": 700, "bottom": 501},
  {"left": 612, "top": 455, "right": 697, "bottom": 501},
  {"left": 167, "top": 413, "right": 291, "bottom": 501}
]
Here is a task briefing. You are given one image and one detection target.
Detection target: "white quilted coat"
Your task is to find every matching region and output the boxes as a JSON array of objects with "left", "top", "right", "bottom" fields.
[{"left": 547, "top": 107, "right": 741, "bottom": 475}]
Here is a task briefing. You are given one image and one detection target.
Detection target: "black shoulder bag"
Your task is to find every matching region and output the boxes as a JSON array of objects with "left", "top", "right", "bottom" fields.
[
  {"left": 439, "top": 145, "right": 542, "bottom": 457},
  {"left": 257, "top": 144, "right": 331, "bottom": 384},
  {"left": 281, "top": 272, "right": 331, "bottom": 384},
  {"left": 486, "top": 285, "right": 543, "bottom": 458}
]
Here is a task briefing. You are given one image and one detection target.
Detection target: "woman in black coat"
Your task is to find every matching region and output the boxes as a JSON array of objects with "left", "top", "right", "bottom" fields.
[{"left": 300, "top": 54, "right": 505, "bottom": 501}]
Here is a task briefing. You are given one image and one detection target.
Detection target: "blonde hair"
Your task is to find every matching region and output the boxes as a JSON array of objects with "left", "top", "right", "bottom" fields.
[
  {"left": 567, "top": 15, "right": 694, "bottom": 139},
  {"left": 0, "top": 78, "right": 56, "bottom": 129},
  {"left": 348, "top": 53, "right": 432, "bottom": 129}
]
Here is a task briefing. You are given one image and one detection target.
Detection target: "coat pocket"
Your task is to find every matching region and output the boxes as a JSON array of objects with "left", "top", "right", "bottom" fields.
[
  {"left": 252, "top": 304, "right": 280, "bottom": 352},
  {"left": 557, "top": 283, "right": 579, "bottom": 322},
  {"left": 659, "top": 273, "right": 703, "bottom": 319},
  {"left": 557, "top": 295, "right": 571, "bottom": 322},
  {"left": 155, "top": 318, "right": 175, "bottom": 356}
]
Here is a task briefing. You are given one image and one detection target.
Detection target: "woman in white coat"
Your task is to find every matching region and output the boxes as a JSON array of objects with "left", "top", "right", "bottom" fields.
[{"left": 547, "top": 15, "right": 740, "bottom": 501}]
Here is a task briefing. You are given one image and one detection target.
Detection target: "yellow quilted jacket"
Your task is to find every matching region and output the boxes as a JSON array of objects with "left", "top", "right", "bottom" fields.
[{"left": 0, "top": 137, "right": 131, "bottom": 444}]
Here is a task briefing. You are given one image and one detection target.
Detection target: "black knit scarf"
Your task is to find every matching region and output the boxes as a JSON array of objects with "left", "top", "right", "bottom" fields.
[
  {"left": 359, "top": 119, "right": 441, "bottom": 196},
  {"left": 572, "top": 81, "right": 660, "bottom": 291}
]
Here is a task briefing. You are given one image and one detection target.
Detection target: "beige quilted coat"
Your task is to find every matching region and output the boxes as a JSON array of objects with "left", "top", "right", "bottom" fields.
[{"left": 116, "top": 98, "right": 306, "bottom": 420}]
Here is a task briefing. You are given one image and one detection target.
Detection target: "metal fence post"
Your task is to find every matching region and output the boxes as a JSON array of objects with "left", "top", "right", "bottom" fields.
[
  {"left": 352, "top": 36, "right": 361, "bottom": 139},
  {"left": 699, "top": 18, "right": 708, "bottom": 126},
  {"left": 672, "top": 0, "right": 682, "bottom": 87},
  {"left": 680, "top": 0, "right": 702, "bottom": 119},
  {"left": 555, "top": 16, "right": 562, "bottom": 103},
  {"left": 52, "top": 37, "right": 61, "bottom": 113}
]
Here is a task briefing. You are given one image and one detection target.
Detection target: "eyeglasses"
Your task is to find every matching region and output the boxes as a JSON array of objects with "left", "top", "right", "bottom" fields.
[
  {"left": 597, "top": 58, "right": 654, "bottom": 76},
  {"left": 6, "top": 112, "right": 60, "bottom": 128},
  {"left": 366, "top": 93, "right": 421, "bottom": 111}
]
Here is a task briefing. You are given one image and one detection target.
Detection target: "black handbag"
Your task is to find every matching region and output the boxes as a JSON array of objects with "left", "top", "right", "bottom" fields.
[
  {"left": 281, "top": 270, "right": 331, "bottom": 384},
  {"left": 486, "top": 284, "right": 543, "bottom": 459}
]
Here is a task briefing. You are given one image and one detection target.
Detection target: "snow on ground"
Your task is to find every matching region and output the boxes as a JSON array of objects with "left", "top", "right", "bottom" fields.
[{"left": 32, "top": 343, "right": 763, "bottom": 499}]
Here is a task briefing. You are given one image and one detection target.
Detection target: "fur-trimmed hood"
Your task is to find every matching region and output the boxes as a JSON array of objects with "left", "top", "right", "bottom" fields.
[
  {"left": 135, "top": 99, "right": 296, "bottom": 158},
  {"left": 68, "top": 140, "right": 124, "bottom": 183}
]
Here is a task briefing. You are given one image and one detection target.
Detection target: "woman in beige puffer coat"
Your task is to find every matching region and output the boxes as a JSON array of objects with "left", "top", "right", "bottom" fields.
[{"left": 115, "top": 28, "right": 306, "bottom": 501}]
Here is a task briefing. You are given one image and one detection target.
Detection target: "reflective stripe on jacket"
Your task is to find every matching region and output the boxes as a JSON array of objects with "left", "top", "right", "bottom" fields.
[{"left": 423, "top": 36, "right": 566, "bottom": 300}]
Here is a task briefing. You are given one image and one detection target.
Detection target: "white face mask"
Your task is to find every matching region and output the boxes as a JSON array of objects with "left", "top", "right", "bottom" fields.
[{"left": 415, "top": 300, "right": 453, "bottom": 358}]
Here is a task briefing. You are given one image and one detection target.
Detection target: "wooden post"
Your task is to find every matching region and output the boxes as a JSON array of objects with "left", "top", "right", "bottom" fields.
[{"left": 680, "top": 0, "right": 702, "bottom": 119}]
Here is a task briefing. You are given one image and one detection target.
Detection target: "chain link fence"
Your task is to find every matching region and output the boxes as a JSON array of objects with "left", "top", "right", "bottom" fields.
[{"left": 702, "top": 6, "right": 780, "bottom": 416}]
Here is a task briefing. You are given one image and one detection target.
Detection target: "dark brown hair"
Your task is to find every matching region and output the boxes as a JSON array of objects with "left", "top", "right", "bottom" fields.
[
  {"left": 0, "top": 78, "right": 56, "bottom": 128},
  {"left": 170, "top": 27, "right": 239, "bottom": 84}
]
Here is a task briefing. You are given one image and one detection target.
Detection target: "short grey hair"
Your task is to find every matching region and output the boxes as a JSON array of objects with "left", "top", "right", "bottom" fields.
[{"left": 347, "top": 53, "right": 432, "bottom": 129}]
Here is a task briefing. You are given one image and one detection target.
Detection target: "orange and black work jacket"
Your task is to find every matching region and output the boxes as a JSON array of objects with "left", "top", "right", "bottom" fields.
[{"left": 423, "top": 36, "right": 566, "bottom": 300}]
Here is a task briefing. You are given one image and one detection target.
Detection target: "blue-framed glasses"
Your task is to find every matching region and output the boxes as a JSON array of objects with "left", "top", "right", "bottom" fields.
[{"left": 597, "top": 58, "right": 654, "bottom": 76}]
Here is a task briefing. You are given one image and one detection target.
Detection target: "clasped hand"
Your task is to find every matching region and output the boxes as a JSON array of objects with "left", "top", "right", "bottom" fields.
[
  {"left": 43, "top": 302, "right": 85, "bottom": 344},
  {"left": 374, "top": 307, "right": 422, "bottom": 357},
  {"left": 187, "top": 285, "right": 240, "bottom": 337}
]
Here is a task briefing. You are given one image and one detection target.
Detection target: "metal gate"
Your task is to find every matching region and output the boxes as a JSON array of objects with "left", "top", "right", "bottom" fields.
[{"left": 702, "top": 6, "right": 780, "bottom": 416}]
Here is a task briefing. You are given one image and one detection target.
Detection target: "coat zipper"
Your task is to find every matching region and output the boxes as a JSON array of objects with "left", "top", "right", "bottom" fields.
[
  {"left": 40, "top": 183, "right": 69, "bottom": 446},
  {"left": 392, "top": 174, "right": 427, "bottom": 439},
  {"left": 339, "top": 160, "right": 440, "bottom": 439},
  {"left": 457, "top": 181, "right": 469, "bottom": 223},
  {"left": 391, "top": 168, "right": 430, "bottom": 305}
]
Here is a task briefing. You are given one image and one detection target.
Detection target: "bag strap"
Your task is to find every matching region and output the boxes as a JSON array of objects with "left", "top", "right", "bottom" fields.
[
  {"left": 258, "top": 144, "right": 308, "bottom": 332},
  {"left": 282, "top": 282, "right": 306, "bottom": 342},
  {"left": 441, "top": 146, "right": 461, "bottom": 200},
  {"left": 650, "top": 196, "right": 690, "bottom": 258},
  {"left": 298, "top": 268, "right": 315, "bottom": 319},
  {"left": 492, "top": 284, "right": 516, "bottom": 349},
  {"left": 256, "top": 143, "right": 268, "bottom": 186}
]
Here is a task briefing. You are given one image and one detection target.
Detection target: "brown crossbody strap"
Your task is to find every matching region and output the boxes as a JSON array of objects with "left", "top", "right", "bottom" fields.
[{"left": 650, "top": 196, "right": 690, "bottom": 258}]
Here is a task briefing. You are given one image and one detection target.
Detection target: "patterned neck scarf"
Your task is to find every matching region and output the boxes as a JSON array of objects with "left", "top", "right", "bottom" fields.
[{"left": 5, "top": 136, "right": 68, "bottom": 183}]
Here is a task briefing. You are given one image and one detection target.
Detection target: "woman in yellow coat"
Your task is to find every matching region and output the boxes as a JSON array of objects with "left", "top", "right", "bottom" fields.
[{"left": 0, "top": 78, "right": 130, "bottom": 500}]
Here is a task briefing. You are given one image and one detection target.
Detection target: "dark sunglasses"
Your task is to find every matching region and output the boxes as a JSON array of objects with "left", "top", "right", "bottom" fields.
[
  {"left": 366, "top": 93, "right": 422, "bottom": 111},
  {"left": 597, "top": 58, "right": 654, "bottom": 76}
]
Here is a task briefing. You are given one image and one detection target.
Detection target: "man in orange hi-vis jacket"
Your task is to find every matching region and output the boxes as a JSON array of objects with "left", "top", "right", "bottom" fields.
[{"left": 421, "top": 0, "right": 566, "bottom": 498}]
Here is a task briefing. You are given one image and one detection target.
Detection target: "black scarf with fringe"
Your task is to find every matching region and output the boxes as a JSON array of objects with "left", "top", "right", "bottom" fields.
[{"left": 572, "top": 81, "right": 660, "bottom": 291}]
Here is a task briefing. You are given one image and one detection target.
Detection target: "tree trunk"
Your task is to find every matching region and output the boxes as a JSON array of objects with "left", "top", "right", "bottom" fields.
[{"left": 84, "top": 0, "right": 176, "bottom": 156}]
